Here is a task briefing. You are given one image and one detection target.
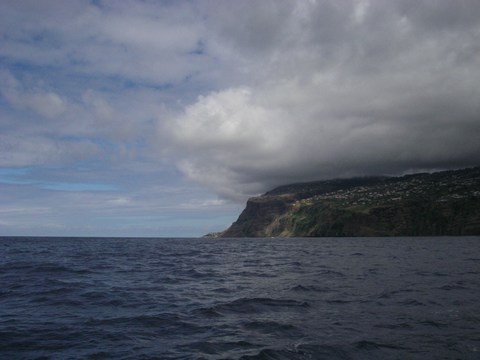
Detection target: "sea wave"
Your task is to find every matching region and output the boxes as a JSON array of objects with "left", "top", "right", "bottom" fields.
[{"left": 1, "top": 236, "right": 479, "bottom": 359}]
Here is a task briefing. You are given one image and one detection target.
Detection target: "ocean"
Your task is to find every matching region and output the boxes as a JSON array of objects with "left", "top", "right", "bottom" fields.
[{"left": 1, "top": 236, "right": 479, "bottom": 359}]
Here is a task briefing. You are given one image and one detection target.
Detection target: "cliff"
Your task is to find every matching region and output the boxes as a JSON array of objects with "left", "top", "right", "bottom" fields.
[{"left": 219, "top": 167, "right": 480, "bottom": 237}]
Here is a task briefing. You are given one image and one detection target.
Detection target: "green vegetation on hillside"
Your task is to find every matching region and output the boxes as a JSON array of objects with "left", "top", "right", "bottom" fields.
[{"left": 218, "top": 167, "right": 480, "bottom": 237}]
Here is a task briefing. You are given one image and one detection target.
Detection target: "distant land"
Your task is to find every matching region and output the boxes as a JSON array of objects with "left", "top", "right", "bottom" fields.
[{"left": 208, "top": 167, "right": 480, "bottom": 237}]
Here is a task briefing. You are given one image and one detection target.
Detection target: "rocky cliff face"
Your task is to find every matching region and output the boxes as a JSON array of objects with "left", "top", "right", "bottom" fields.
[{"left": 219, "top": 167, "right": 480, "bottom": 237}]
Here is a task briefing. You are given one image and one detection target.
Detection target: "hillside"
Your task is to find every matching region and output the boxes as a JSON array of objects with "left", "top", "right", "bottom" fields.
[{"left": 216, "top": 167, "right": 480, "bottom": 237}]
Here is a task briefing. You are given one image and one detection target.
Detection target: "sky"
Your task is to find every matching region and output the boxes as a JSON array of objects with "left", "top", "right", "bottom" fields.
[{"left": 1, "top": 0, "right": 479, "bottom": 237}]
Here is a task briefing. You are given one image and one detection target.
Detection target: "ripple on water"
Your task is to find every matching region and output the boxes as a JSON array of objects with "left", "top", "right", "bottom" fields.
[{"left": 1, "top": 236, "right": 480, "bottom": 360}]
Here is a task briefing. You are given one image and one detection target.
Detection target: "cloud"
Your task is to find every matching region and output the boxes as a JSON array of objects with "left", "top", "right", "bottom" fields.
[
  {"left": 0, "top": 134, "right": 101, "bottom": 167},
  {"left": 0, "top": 0, "right": 216, "bottom": 85},
  {"left": 0, "top": 70, "right": 68, "bottom": 119},
  {"left": 170, "top": 0, "right": 480, "bottom": 200},
  {"left": 1, "top": 0, "right": 480, "bottom": 237},
  {"left": 0, "top": 69, "right": 166, "bottom": 167},
  {"left": 0, "top": 174, "right": 240, "bottom": 236}
]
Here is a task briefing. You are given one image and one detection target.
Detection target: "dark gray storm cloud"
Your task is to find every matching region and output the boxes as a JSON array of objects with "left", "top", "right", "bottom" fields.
[{"left": 170, "top": 0, "right": 480, "bottom": 200}]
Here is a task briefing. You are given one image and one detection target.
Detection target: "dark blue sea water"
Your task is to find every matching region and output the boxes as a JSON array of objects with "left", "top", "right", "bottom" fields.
[{"left": 1, "top": 237, "right": 479, "bottom": 359}]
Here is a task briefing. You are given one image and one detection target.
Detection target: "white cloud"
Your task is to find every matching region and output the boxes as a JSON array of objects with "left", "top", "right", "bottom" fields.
[
  {"left": 0, "top": 1, "right": 212, "bottom": 85},
  {"left": 171, "top": 88, "right": 284, "bottom": 151},
  {"left": 0, "top": 70, "right": 66, "bottom": 119},
  {"left": 0, "top": 133, "right": 101, "bottom": 167},
  {"left": 26, "top": 92, "right": 66, "bottom": 119}
]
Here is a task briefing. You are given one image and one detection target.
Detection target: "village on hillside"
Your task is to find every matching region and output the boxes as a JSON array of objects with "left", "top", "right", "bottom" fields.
[{"left": 294, "top": 168, "right": 480, "bottom": 208}]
